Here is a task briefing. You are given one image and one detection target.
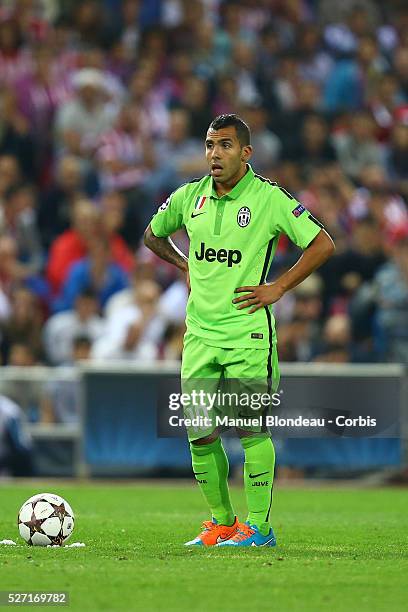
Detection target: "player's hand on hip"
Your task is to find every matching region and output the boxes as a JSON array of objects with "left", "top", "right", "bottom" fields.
[{"left": 233, "top": 283, "right": 285, "bottom": 313}]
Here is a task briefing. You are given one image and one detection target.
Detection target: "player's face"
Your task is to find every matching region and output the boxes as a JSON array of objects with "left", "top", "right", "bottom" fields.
[{"left": 205, "top": 126, "right": 251, "bottom": 184}]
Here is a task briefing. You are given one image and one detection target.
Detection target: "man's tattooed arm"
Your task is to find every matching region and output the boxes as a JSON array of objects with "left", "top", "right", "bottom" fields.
[{"left": 144, "top": 224, "right": 188, "bottom": 272}]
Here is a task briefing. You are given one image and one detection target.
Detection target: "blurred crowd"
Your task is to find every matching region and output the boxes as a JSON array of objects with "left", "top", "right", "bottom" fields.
[{"left": 0, "top": 0, "right": 408, "bottom": 376}]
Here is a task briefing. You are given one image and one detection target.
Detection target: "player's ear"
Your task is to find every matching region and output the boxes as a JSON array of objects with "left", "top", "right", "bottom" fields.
[{"left": 241, "top": 145, "right": 253, "bottom": 162}]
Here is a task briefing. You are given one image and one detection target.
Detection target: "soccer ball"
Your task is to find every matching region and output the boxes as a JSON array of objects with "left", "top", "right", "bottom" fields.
[{"left": 17, "top": 493, "right": 75, "bottom": 546}]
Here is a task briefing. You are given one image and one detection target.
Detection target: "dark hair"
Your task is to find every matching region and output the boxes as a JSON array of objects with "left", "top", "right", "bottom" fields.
[
  {"left": 72, "top": 335, "right": 92, "bottom": 349},
  {"left": 76, "top": 288, "right": 98, "bottom": 301},
  {"left": 208, "top": 114, "right": 251, "bottom": 146},
  {"left": 4, "top": 182, "right": 34, "bottom": 202}
]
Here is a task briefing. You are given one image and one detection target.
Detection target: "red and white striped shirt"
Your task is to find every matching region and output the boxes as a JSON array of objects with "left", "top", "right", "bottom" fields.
[
  {"left": 96, "top": 128, "right": 148, "bottom": 192},
  {"left": 0, "top": 48, "right": 33, "bottom": 86}
]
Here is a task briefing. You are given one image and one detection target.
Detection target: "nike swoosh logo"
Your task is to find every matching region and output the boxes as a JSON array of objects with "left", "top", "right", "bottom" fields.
[
  {"left": 251, "top": 537, "right": 276, "bottom": 547},
  {"left": 193, "top": 472, "right": 208, "bottom": 475},
  {"left": 249, "top": 471, "right": 269, "bottom": 479},
  {"left": 216, "top": 535, "right": 232, "bottom": 543},
  {"left": 191, "top": 211, "right": 206, "bottom": 218}
]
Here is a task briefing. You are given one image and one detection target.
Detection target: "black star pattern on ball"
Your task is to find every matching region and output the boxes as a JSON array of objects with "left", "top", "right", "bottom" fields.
[
  {"left": 23, "top": 508, "right": 47, "bottom": 538},
  {"left": 50, "top": 503, "right": 68, "bottom": 520}
]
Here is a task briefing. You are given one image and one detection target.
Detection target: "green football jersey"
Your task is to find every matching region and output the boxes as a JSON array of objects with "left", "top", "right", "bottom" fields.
[{"left": 150, "top": 164, "right": 322, "bottom": 349}]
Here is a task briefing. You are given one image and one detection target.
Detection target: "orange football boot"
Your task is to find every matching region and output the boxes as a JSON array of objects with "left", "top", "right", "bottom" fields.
[{"left": 184, "top": 517, "right": 239, "bottom": 546}]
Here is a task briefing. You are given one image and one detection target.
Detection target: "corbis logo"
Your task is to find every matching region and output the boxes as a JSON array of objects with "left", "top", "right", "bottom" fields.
[{"left": 237, "top": 206, "right": 251, "bottom": 227}]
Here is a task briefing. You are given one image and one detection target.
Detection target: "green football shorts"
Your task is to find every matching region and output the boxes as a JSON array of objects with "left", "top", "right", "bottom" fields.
[{"left": 180, "top": 332, "right": 280, "bottom": 441}]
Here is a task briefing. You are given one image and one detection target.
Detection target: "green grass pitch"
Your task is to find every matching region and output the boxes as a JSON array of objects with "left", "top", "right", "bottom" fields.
[{"left": 0, "top": 483, "right": 407, "bottom": 611}]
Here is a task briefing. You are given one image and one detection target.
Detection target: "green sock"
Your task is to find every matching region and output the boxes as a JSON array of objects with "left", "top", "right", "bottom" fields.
[
  {"left": 190, "top": 438, "right": 235, "bottom": 526},
  {"left": 241, "top": 436, "right": 275, "bottom": 536}
]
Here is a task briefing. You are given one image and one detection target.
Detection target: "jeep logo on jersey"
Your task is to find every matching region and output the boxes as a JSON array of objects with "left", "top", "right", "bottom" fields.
[
  {"left": 195, "top": 242, "right": 242, "bottom": 267},
  {"left": 237, "top": 206, "right": 251, "bottom": 227}
]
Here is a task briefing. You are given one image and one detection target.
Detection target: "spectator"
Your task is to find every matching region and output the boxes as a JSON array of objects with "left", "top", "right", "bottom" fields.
[
  {"left": 0, "top": 154, "right": 21, "bottom": 199},
  {"left": 192, "top": 21, "right": 219, "bottom": 80},
  {"left": 0, "top": 182, "right": 43, "bottom": 276},
  {"left": 15, "top": 45, "right": 72, "bottom": 178},
  {"left": 255, "top": 26, "right": 282, "bottom": 109},
  {"left": 297, "top": 24, "right": 333, "bottom": 86},
  {"left": 99, "top": 190, "right": 136, "bottom": 261},
  {"left": 0, "top": 286, "right": 44, "bottom": 365},
  {"left": 40, "top": 335, "right": 92, "bottom": 424},
  {"left": 96, "top": 104, "right": 158, "bottom": 240},
  {"left": 46, "top": 198, "right": 100, "bottom": 295},
  {"left": 54, "top": 68, "right": 116, "bottom": 169},
  {"left": 274, "top": 53, "right": 302, "bottom": 112},
  {"left": 43, "top": 289, "right": 105, "bottom": 365},
  {"left": 179, "top": 77, "right": 213, "bottom": 139},
  {"left": 333, "top": 111, "right": 384, "bottom": 180},
  {"left": 77, "top": 46, "right": 125, "bottom": 117},
  {"left": 105, "top": 267, "right": 188, "bottom": 324},
  {"left": 159, "top": 322, "right": 185, "bottom": 360},
  {"left": 165, "top": 51, "right": 196, "bottom": 104},
  {"left": 37, "top": 155, "right": 85, "bottom": 250},
  {"left": 324, "top": 34, "right": 387, "bottom": 111},
  {"left": 154, "top": 108, "right": 207, "bottom": 187},
  {"left": 373, "top": 231, "right": 408, "bottom": 362},
  {"left": 47, "top": 198, "right": 133, "bottom": 296},
  {"left": 0, "top": 87, "right": 35, "bottom": 179},
  {"left": 321, "top": 3, "right": 380, "bottom": 53},
  {"left": 215, "top": 1, "right": 256, "bottom": 66},
  {"left": 108, "top": 0, "right": 141, "bottom": 57},
  {"left": 96, "top": 103, "right": 155, "bottom": 194},
  {"left": 348, "top": 164, "right": 408, "bottom": 240},
  {"left": 0, "top": 11, "right": 32, "bottom": 87},
  {"left": 127, "top": 66, "right": 169, "bottom": 139},
  {"left": 53, "top": 236, "right": 129, "bottom": 312},
  {"left": 240, "top": 104, "right": 281, "bottom": 172},
  {"left": 394, "top": 47, "right": 408, "bottom": 99},
  {"left": 92, "top": 278, "right": 164, "bottom": 360},
  {"left": 285, "top": 114, "right": 337, "bottom": 177},
  {"left": 275, "top": 274, "right": 324, "bottom": 362},
  {"left": 165, "top": 1, "right": 205, "bottom": 54},
  {"left": 71, "top": 0, "right": 111, "bottom": 49},
  {"left": 230, "top": 41, "right": 262, "bottom": 107},
  {"left": 369, "top": 73, "right": 406, "bottom": 143},
  {"left": 387, "top": 120, "right": 408, "bottom": 199},
  {"left": 212, "top": 75, "right": 239, "bottom": 116},
  {"left": 319, "top": 215, "right": 387, "bottom": 314},
  {"left": 313, "top": 314, "right": 352, "bottom": 363},
  {"left": 8, "top": 342, "right": 39, "bottom": 366},
  {"left": 0, "top": 235, "right": 22, "bottom": 303}
]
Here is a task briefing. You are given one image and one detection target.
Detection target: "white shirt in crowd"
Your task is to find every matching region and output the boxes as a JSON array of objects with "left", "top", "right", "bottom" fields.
[
  {"left": 104, "top": 280, "right": 188, "bottom": 324},
  {"left": 43, "top": 311, "right": 106, "bottom": 365},
  {"left": 91, "top": 303, "right": 165, "bottom": 361}
]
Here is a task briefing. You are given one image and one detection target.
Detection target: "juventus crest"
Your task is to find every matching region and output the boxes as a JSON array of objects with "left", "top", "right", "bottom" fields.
[{"left": 237, "top": 206, "right": 251, "bottom": 227}]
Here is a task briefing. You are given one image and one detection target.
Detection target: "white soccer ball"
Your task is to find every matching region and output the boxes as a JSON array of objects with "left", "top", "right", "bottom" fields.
[{"left": 17, "top": 493, "right": 75, "bottom": 546}]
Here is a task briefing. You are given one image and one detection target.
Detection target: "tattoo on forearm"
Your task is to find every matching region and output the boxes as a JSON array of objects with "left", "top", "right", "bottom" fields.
[{"left": 144, "top": 227, "right": 187, "bottom": 270}]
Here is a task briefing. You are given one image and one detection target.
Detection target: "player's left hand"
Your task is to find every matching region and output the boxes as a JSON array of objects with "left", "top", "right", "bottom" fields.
[{"left": 233, "top": 283, "right": 285, "bottom": 313}]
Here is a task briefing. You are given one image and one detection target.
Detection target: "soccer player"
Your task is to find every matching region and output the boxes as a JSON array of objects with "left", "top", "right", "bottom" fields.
[{"left": 144, "top": 114, "right": 334, "bottom": 547}]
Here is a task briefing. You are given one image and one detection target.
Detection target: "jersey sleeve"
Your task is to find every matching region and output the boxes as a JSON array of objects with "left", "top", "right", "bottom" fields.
[
  {"left": 150, "top": 185, "right": 186, "bottom": 238},
  {"left": 272, "top": 187, "right": 323, "bottom": 249}
]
